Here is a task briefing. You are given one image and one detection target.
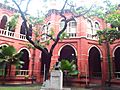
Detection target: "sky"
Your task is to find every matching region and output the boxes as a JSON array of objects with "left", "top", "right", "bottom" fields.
[{"left": 0, "top": 0, "right": 120, "bottom": 17}]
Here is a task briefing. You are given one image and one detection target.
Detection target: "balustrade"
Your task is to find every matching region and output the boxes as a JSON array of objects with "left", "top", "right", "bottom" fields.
[
  {"left": 16, "top": 70, "right": 30, "bottom": 76},
  {"left": 0, "top": 29, "right": 27, "bottom": 41}
]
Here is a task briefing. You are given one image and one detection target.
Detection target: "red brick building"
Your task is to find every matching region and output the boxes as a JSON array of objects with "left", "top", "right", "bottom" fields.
[{"left": 0, "top": 3, "right": 120, "bottom": 85}]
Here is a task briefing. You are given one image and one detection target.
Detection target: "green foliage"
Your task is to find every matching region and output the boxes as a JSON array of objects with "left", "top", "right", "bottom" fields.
[
  {"left": 97, "top": 28, "right": 120, "bottom": 44},
  {"left": 86, "top": 0, "right": 117, "bottom": 19},
  {"left": 7, "top": 14, "right": 19, "bottom": 31},
  {"left": 29, "top": 16, "right": 44, "bottom": 25},
  {"left": 60, "top": 59, "right": 79, "bottom": 76},
  {"left": 0, "top": 45, "right": 24, "bottom": 67},
  {"left": 59, "top": 32, "right": 69, "bottom": 40},
  {"left": 106, "top": 12, "right": 120, "bottom": 27},
  {"left": 33, "top": 30, "right": 40, "bottom": 38},
  {"left": 49, "top": 28, "right": 55, "bottom": 36}
]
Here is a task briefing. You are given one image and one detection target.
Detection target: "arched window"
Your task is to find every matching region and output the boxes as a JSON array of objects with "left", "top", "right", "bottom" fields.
[
  {"left": 20, "top": 21, "right": 26, "bottom": 35},
  {"left": 68, "top": 20, "right": 77, "bottom": 33},
  {"left": 41, "top": 25, "right": 48, "bottom": 41},
  {"left": 60, "top": 19, "right": 65, "bottom": 30},
  {"left": 0, "top": 15, "right": 7, "bottom": 29},
  {"left": 87, "top": 20, "right": 93, "bottom": 34},
  {"left": 95, "top": 22, "right": 100, "bottom": 30},
  {"left": 28, "top": 24, "right": 32, "bottom": 39}
]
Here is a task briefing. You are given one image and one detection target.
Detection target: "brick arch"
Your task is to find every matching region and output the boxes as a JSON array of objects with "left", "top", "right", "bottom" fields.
[
  {"left": 58, "top": 44, "right": 77, "bottom": 56},
  {"left": 88, "top": 45, "right": 103, "bottom": 58},
  {"left": 18, "top": 47, "right": 31, "bottom": 57},
  {"left": 0, "top": 14, "right": 8, "bottom": 29},
  {"left": 112, "top": 45, "right": 120, "bottom": 57},
  {"left": 88, "top": 46, "right": 102, "bottom": 78},
  {"left": 18, "top": 48, "right": 30, "bottom": 70}
]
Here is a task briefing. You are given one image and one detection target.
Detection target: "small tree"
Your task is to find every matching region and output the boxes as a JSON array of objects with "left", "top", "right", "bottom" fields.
[
  {"left": 60, "top": 59, "right": 79, "bottom": 77},
  {"left": 0, "top": 45, "right": 23, "bottom": 80}
]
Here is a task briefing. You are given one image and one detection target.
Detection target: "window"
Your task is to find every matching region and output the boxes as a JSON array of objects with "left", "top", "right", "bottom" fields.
[
  {"left": 60, "top": 19, "right": 65, "bottom": 30},
  {"left": 95, "top": 22, "right": 100, "bottom": 30},
  {"left": 87, "top": 20, "right": 93, "bottom": 34},
  {"left": 20, "top": 21, "right": 26, "bottom": 35},
  {"left": 0, "top": 15, "right": 7, "bottom": 29},
  {"left": 69, "top": 20, "right": 77, "bottom": 33}
]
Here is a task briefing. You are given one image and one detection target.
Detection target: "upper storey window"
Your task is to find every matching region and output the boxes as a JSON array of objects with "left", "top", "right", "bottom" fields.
[
  {"left": 0, "top": 15, "right": 7, "bottom": 29},
  {"left": 60, "top": 19, "right": 65, "bottom": 30},
  {"left": 95, "top": 22, "right": 100, "bottom": 30},
  {"left": 60, "top": 19, "right": 77, "bottom": 33},
  {"left": 20, "top": 21, "right": 33, "bottom": 38},
  {"left": 41, "top": 23, "right": 50, "bottom": 41},
  {"left": 87, "top": 20, "right": 93, "bottom": 34},
  {"left": 68, "top": 20, "right": 77, "bottom": 33}
]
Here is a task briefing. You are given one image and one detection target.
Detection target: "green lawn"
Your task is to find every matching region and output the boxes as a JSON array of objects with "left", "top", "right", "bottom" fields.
[{"left": 0, "top": 84, "right": 41, "bottom": 90}]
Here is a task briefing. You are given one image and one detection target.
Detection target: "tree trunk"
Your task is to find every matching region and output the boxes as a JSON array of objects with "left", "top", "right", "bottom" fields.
[
  {"left": 44, "top": 54, "right": 51, "bottom": 81},
  {"left": 106, "top": 42, "right": 111, "bottom": 86}
]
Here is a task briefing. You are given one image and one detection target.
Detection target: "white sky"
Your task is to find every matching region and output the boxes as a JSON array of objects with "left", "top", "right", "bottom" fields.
[{"left": 0, "top": 0, "right": 120, "bottom": 17}]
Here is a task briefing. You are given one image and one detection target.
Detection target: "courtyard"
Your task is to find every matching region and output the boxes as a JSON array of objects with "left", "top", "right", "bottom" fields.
[{"left": 0, "top": 84, "right": 120, "bottom": 90}]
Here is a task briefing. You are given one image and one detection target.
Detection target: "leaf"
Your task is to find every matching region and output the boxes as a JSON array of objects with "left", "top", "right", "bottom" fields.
[{"left": 2, "top": 45, "right": 16, "bottom": 57}]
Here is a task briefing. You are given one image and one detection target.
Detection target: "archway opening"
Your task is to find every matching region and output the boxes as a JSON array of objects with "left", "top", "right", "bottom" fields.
[
  {"left": 19, "top": 49, "right": 29, "bottom": 70},
  {"left": 88, "top": 47, "right": 102, "bottom": 79},
  {"left": 114, "top": 47, "right": 120, "bottom": 78},
  {"left": 59, "top": 45, "right": 77, "bottom": 64},
  {"left": 0, "top": 15, "right": 7, "bottom": 29}
]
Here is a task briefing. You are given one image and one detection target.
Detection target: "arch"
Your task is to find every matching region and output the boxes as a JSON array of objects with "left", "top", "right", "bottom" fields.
[
  {"left": 0, "top": 44, "right": 9, "bottom": 47},
  {"left": 58, "top": 44, "right": 77, "bottom": 63},
  {"left": 20, "top": 21, "right": 26, "bottom": 35},
  {"left": 59, "top": 18, "right": 78, "bottom": 32},
  {"left": 112, "top": 45, "right": 120, "bottom": 57},
  {"left": 88, "top": 45, "right": 102, "bottom": 58},
  {"left": 94, "top": 21, "right": 100, "bottom": 29},
  {"left": 113, "top": 46, "right": 120, "bottom": 78},
  {"left": 0, "top": 15, "right": 8, "bottom": 29},
  {"left": 19, "top": 49, "right": 30, "bottom": 70},
  {"left": 87, "top": 19, "right": 93, "bottom": 34},
  {"left": 88, "top": 46, "right": 102, "bottom": 78},
  {"left": 58, "top": 44, "right": 77, "bottom": 56},
  {"left": 18, "top": 47, "right": 31, "bottom": 57}
]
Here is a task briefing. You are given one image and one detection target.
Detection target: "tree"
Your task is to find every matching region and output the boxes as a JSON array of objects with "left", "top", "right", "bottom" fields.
[
  {"left": 60, "top": 59, "right": 79, "bottom": 77},
  {"left": 12, "top": 0, "right": 92, "bottom": 81},
  {"left": 0, "top": 45, "right": 23, "bottom": 80},
  {"left": 96, "top": 28, "right": 120, "bottom": 86},
  {"left": 95, "top": 4, "right": 120, "bottom": 86}
]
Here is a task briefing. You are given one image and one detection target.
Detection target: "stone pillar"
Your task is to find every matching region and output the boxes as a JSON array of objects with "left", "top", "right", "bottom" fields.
[{"left": 50, "top": 70, "right": 63, "bottom": 89}]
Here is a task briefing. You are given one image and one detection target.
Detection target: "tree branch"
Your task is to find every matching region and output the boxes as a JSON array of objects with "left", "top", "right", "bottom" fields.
[
  {"left": 12, "top": 0, "right": 48, "bottom": 54},
  {"left": 24, "top": 0, "right": 31, "bottom": 14},
  {"left": 41, "top": 33, "right": 56, "bottom": 41}
]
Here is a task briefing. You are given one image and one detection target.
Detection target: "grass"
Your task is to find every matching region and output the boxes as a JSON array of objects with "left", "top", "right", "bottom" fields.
[{"left": 0, "top": 84, "right": 41, "bottom": 90}]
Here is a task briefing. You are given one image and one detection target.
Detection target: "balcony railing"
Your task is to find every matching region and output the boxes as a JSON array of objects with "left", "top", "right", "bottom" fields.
[
  {"left": 16, "top": 70, "right": 30, "bottom": 76},
  {"left": 114, "top": 72, "right": 120, "bottom": 79},
  {"left": 0, "top": 29, "right": 27, "bottom": 41},
  {"left": 67, "top": 33, "right": 77, "bottom": 37},
  {"left": 86, "top": 33, "right": 98, "bottom": 40}
]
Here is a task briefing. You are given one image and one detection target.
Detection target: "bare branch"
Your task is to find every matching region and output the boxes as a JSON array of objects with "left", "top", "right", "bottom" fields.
[
  {"left": 50, "top": 20, "right": 68, "bottom": 55},
  {"left": 41, "top": 33, "right": 56, "bottom": 41},
  {"left": 24, "top": 0, "right": 31, "bottom": 14},
  {"left": 12, "top": 0, "right": 48, "bottom": 54},
  {"left": 74, "top": 5, "right": 93, "bottom": 18}
]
